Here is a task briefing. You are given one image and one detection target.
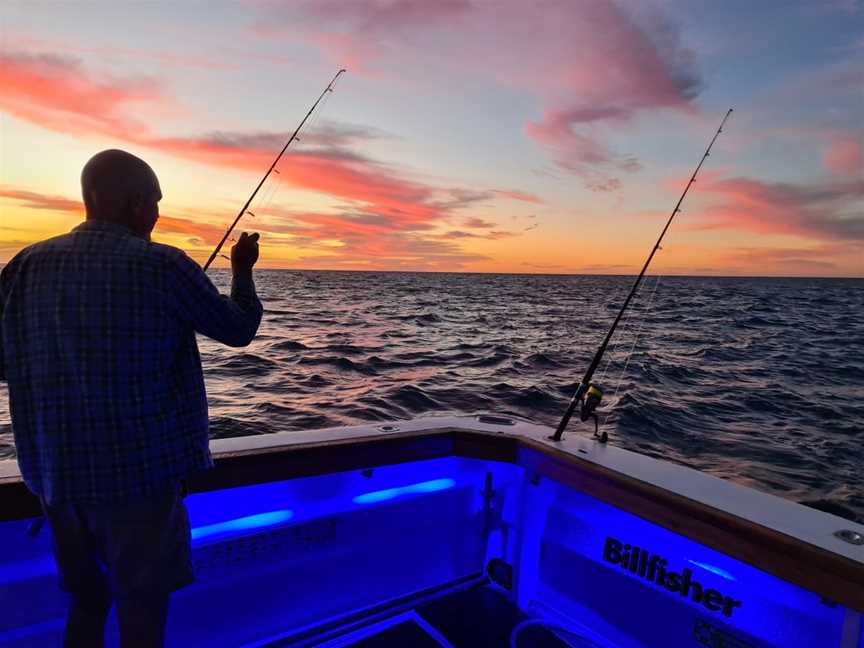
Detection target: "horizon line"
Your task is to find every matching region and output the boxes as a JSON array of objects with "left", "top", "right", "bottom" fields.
[
  {"left": 0, "top": 262, "right": 859, "bottom": 280},
  {"left": 204, "top": 267, "right": 864, "bottom": 280}
]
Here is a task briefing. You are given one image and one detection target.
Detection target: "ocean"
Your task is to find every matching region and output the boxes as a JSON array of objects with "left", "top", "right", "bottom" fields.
[{"left": 1, "top": 271, "right": 862, "bottom": 523}]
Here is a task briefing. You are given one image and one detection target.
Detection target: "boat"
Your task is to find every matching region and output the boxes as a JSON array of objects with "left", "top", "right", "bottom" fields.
[{"left": 0, "top": 415, "right": 861, "bottom": 647}]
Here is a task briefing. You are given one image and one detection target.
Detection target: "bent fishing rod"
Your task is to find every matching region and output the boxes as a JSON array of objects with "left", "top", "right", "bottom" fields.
[
  {"left": 203, "top": 68, "right": 347, "bottom": 271},
  {"left": 551, "top": 108, "right": 733, "bottom": 443}
]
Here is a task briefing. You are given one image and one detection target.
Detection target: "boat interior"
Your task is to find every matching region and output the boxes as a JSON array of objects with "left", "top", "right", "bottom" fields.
[{"left": 0, "top": 416, "right": 861, "bottom": 647}]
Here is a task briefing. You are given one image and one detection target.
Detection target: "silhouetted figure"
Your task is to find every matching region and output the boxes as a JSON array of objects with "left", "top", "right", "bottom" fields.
[{"left": 0, "top": 149, "right": 263, "bottom": 647}]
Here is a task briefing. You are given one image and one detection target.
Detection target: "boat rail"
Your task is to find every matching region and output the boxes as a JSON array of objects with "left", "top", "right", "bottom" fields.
[{"left": 0, "top": 416, "right": 861, "bottom": 612}]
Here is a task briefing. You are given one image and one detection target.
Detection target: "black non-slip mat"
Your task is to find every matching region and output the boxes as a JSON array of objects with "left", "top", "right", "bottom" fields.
[
  {"left": 416, "top": 584, "right": 572, "bottom": 648},
  {"left": 346, "top": 619, "right": 443, "bottom": 647}
]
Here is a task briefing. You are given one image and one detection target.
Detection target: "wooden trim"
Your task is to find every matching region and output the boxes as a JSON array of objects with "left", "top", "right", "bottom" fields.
[
  {"left": 194, "top": 432, "right": 459, "bottom": 493},
  {"left": 0, "top": 427, "right": 861, "bottom": 611}
]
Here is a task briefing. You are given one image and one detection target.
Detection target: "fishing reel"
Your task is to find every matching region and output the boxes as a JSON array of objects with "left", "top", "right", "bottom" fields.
[{"left": 579, "top": 383, "right": 607, "bottom": 444}]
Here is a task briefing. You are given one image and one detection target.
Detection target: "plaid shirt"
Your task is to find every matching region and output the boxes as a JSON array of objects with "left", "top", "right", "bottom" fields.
[{"left": 0, "top": 220, "right": 263, "bottom": 504}]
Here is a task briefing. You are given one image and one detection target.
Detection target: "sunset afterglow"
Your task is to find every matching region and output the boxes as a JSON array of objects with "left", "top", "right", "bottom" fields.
[{"left": 1, "top": 1, "right": 861, "bottom": 276}]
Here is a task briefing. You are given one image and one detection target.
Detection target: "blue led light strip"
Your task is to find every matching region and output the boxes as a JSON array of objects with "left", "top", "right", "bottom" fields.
[
  {"left": 352, "top": 478, "right": 456, "bottom": 505},
  {"left": 191, "top": 509, "right": 294, "bottom": 541}
]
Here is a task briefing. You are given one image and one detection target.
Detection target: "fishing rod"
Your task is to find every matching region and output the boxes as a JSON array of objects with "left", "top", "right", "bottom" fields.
[
  {"left": 203, "top": 68, "right": 347, "bottom": 271},
  {"left": 551, "top": 108, "right": 733, "bottom": 443}
]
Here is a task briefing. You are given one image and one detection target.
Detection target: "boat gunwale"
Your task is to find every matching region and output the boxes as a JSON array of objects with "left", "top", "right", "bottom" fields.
[{"left": 0, "top": 418, "right": 861, "bottom": 611}]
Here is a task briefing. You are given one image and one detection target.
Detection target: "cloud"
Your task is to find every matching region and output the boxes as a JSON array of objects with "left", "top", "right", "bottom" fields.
[
  {"left": 0, "top": 51, "right": 159, "bottom": 139},
  {"left": 437, "top": 229, "right": 517, "bottom": 240},
  {"left": 577, "top": 263, "right": 637, "bottom": 272},
  {"left": 691, "top": 176, "right": 864, "bottom": 242},
  {"left": 719, "top": 244, "right": 863, "bottom": 275},
  {"left": 586, "top": 177, "right": 623, "bottom": 193},
  {"left": 296, "top": 0, "right": 472, "bottom": 29},
  {"left": 492, "top": 189, "right": 543, "bottom": 204},
  {"left": 823, "top": 137, "right": 863, "bottom": 177},
  {"left": 521, "top": 3, "right": 701, "bottom": 180},
  {"left": 521, "top": 261, "right": 565, "bottom": 270},
  {"left": 290, "top": 230, "right": 490, "bottom": 271},
  {"left": 6, "top": 33, "right": 241, "bottom": 71},
  {"left": 155, "top": 216, "right": 228, "bottom": 243},
  {"left": 301, "top": 120, "right": 393, "bottom": 147},
  {"left": 0, "top": 188, "right": 83, "bottom": 213},
  {"left": 463, "top": 217, "right": 495, "bottom": 229},
  {"left": 1, "top": 46, "right": 538, "bottom": 269},
  {"left": 141, "top": 132, "right": 535, "bottom": 268},
  {"left": 201, "top": 120, "right": 389, "bottom": 153},
  {"left": 269, "top": 1, "right": 704, "bottom": 186},
  {"left": 275, "top": 0, "right": 473, "bottom": 72},
  {"left": 0, "top": 186, "right": 230, "bottom": 245},
  {"left": 0, "top": 48, "right": 460, "bottom": 226}
]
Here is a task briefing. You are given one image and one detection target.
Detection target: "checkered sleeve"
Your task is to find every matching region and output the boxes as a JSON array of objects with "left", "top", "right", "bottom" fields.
[
  {"left": 0, "top": 272, "right": 5, "bottom": 382},
  {"left": 167, "top": 250, "right": 263, "bottom": 347},
  {"left": 0, "top": 261, "right": 14, "bottom": 382}
]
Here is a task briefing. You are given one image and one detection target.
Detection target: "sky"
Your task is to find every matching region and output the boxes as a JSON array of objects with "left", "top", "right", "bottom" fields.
[{"left": 0, "top": 1, "right": 862, "bottom": 276}]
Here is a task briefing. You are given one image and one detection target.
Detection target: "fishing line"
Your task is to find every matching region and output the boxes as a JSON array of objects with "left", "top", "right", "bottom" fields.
[
  {"left": 600, "top": 272, "right": 663, "bottom": 433},
  {"left": 248, "top": 85, "right": 334, "bottom": 234},
  {"left": 598, "top": 221, "right": 678, "bottom": 387},
  {"left": 254, "top": 161, "right": 285, "bottom": 219},
  {"left": 597, "top": 283, "right": 643, "bottom": 384},
  {"left": 306, "top": 86, "right": 332, "bottom": 136},
  {"left": 203, "top": 68, "right": 347, "bottom": 271}
]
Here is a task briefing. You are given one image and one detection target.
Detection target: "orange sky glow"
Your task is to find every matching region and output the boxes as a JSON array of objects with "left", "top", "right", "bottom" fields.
[{"left": 1, "top": 2, "right": 861, "bottom": 276}]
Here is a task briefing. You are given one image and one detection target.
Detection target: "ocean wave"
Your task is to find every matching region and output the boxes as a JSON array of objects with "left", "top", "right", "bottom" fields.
[{"left": 0, "top": 272, "right": 860, "bottom": 523}]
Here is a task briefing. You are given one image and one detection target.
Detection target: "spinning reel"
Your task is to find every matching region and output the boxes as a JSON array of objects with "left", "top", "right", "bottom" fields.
[{"left": 579, "top": 383, "right": 607, "bottom": 444}]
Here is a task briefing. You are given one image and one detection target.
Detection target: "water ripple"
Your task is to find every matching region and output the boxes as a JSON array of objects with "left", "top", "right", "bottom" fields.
[{"left": 0, "top": 272, "right": 861, "bottom": 523}]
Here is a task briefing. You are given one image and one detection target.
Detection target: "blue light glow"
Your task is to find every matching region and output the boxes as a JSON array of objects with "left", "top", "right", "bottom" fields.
[
  {"left": 352, "top": 478, "right": 456, "bottom": 505},
  {"left": 354, "top": 488, "right": 401, "bottom": 504},
  {"left": 404, "top": 478, "right": 456, "bottom": 494},
  {"left": 688, "top": 559, "right": 736, "bottom": 581},
  {"left": 191, "top": 510, "right": 294, "bottom": 541}
]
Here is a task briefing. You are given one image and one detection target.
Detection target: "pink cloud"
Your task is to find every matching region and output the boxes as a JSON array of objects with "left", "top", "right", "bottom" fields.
[
  {"left": 277, "top": 0, "right": 471, "bottom": 72},
  {"left": 436, "top": 229, "right": 517, "bottom": 240},
  {"left": 155, "top": 216, "right": 228, "bottom": 243},
  {"left": 2, "top": 47, "right": 540, "bottom": 268},
  {"left": 492, "top": 189, "right": 542, "bottom": 204},
  {"left": 463, "top": 217, "right": 495, "bottom": 229},
  {"left": 0, "top": 52, "right": 158, "bottom": 139},
  {"left": 0, "top": 186, "right": 231, "bottom": 244},
  {"left": 0, "top": 187, "right": 83, "bottom": 214},
  {"left": 718, "top": 243, "right": 864, "bottom": 276},
  {"left": 824, "top": 138, "right": 863, "bottom": 177},
  {"left": 269, "top": 1, "right": 703, "bottom": 185},
  {"left": 0, "top": 48, "right": 438, "bottom": 229},
  {"left": 0, "top": 182, "right": 498, "bottom": 269},
  {"left": 691, "top": 176, "right": 864, "bottom": 242}
]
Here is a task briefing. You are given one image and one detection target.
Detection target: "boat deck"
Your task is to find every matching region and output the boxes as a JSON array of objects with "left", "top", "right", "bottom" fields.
[
  {"left": 262, "top": 580, "right": 572, "bottom": 648},
  {"left": 0, "top": 416, "right": 861, "bottom": 646}
]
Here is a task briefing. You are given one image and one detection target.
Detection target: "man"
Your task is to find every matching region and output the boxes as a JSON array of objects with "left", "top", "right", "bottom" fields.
[{"left": 0, "top": 149, "right": 263, "bottom": 647}]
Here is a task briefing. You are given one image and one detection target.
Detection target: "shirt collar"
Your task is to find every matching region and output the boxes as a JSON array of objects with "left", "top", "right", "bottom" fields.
[{"left": 73, "top": 220, "right": 140, "bottom": 238}]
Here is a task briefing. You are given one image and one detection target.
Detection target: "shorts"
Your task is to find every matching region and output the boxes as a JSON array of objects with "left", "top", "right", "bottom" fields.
[{"left": 40, "top": 483, "right": 194, "bottom": 598}]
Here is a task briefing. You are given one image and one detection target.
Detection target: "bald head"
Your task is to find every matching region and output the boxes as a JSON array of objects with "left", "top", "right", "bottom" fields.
[{"left": 81, "top": 149, "right": 161, "bottom": 238}]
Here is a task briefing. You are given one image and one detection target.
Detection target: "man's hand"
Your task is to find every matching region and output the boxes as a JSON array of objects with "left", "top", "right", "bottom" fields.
[{"left": 231, "top": 231, "right": 260, "bottom": 277}]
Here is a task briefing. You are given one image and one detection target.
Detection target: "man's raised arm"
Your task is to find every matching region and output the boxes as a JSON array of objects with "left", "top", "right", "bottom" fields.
[{"left": 169, "top": 232, "right": 263, "bottom": 347}]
